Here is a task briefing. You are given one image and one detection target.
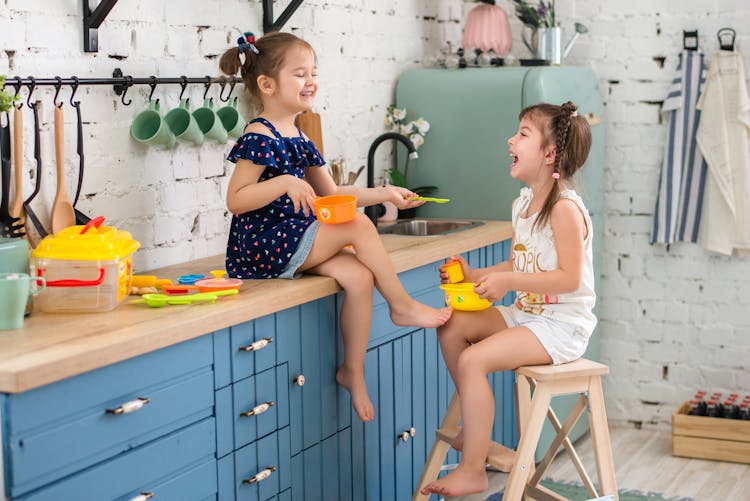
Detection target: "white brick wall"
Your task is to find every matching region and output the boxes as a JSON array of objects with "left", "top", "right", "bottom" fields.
[{"left": 2, "top": 0, "right": 749, "bottom": 426}]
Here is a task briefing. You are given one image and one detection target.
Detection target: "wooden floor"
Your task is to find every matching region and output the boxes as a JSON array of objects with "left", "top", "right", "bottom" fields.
[{"left": 451, "top": 425, "right": 750, "bottom": 501}]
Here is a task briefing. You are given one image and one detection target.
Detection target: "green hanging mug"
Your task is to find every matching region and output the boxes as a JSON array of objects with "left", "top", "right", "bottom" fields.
[
  {"left": 193, "top": 98, "right": 228, "bottom": 143},
  {"left": 130, "top": 100, "right": 176, "bottom": 149},
  {"left": 165, "top": 99, "right": 204, "bottom": 146},
  {"left": 0, "top": 273, "right": 45, "bottom": 330},
  {"left": 217, "top": 97, "right": 245, "bottom": 139}
]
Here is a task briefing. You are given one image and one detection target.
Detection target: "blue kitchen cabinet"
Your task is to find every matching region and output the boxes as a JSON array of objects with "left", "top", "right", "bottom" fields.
[{"left": 2, "top": 240, "right": 511, "bottom": 500}]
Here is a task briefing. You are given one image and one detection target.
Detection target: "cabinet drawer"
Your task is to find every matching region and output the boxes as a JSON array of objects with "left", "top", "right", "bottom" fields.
[
  {"left": 234, "top": 427, "right": 291, "bottom": 500},
  {"left": 233, "top": 364, "right": 290, "bottom": 450},
  {"left": 5, "top": 338, "right": 214, "bottom": 496},
  {"left": 231, "top": 315, "right": 280, "bottom": 382},
  {"left": 16, "top": 418, "right": 216, "bottom": 501}
]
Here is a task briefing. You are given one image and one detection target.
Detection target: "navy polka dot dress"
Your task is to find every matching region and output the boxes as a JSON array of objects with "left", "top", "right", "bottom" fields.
[{"left": 225, "top": 117, "right": 325, "bottom": 279}]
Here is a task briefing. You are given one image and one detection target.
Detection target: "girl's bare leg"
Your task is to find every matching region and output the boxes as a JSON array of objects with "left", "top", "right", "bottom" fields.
[
  {"left": 305, "top": 251, "right": 375, "bottom": 421},
  {"left": 299, "top": 214, "right": 451, "bottom": 328},
  {"left": 422, "top": 327, "right": 552, "bottom": 497}
]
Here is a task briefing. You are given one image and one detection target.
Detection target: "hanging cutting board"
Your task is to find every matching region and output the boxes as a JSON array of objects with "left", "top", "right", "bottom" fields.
[{"left": 295, "top": 110, "right": 324, "bottom": 157}]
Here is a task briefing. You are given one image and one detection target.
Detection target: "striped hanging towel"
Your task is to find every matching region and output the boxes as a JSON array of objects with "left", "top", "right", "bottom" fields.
[{"left": 651, "top": 50, "right": 708, "bottom": 246}]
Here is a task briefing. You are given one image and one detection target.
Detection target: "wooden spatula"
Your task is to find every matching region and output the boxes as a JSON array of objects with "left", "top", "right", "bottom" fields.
[
  {"left": 295, "top": 110, "right": 324, "bottom": 157},
  {"left": 10, "top": 104, "right": 25, "bottom": 226},
  {"left": 50, "top": 104, "right": 76, "bottom": 234}
]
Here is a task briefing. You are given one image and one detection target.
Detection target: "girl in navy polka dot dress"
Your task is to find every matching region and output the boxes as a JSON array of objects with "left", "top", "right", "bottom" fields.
[{"left": 219, "top": 32, "right": 452, "bottom": 421}]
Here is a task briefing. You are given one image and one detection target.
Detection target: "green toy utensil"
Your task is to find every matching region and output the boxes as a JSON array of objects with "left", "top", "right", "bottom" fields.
[{"left": 412, "top": 196, "right": 451, "bottom": 203}]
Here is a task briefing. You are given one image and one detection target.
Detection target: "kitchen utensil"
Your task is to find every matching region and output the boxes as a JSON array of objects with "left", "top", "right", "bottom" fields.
[
  {"left": 1, "top": 113, "right": 24, "bottom": 238},
  {"left": 131, "top": 275, "right": 173, "bottom": 288},
  {"left": 130, "top": 289, "right": 238, "bottom": 308},
  {"left": 10, "top": 105, "right": 25, "bottom": 224},
  {"left": 194, "top": 270, "right": 242, "bottom": 292},
  {"left": 71, "top": 99, "right": 91, "bottom": 225},
  {"left": 442, "top": 259, "right": 464, "bottom": 283},
  {"left": 177, "top": 274, "right": 205, "bottom": 285},
  {"left": 440, "top": 282, "right": 492, "bottom": 311},
  {"left": 412, "top": 196, "right": 450, "bottom": 203},
  {"left": 216, "top": 97, "right": 245, "bottom": 139},
  {"left": 313, "top": 195, "right": 357, "bottom": 224},
  {"left": 165, "top": 98, "right": 204, "bottom": 145},
  {"left": 50, "top": 104, "right": 76, "bottom": 234},
  {"left": 192, "top": 98, "right": 227, "bottom": 144},
  {"left": 131, "top": 100, "right": 176, "bottom": 148},
  {"left": 295, "top": 110, "right": 324, "bottom": 156},
  {"left": 23, "top": 101, "right": 47, "bottom": 244},
  {"left": 0, "top": 272, "right": 45, "bottom": 330},
  {"left": 161, "top": 284, "right": 199, "bottom": 295}
]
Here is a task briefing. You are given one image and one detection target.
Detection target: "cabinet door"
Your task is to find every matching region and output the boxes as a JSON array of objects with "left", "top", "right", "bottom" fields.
[
  {"left": 290, "top": 427, "right": 352, "bottom": 501},
  {"left": 282, "top": 295, "right": 339, "bottom": 456}
]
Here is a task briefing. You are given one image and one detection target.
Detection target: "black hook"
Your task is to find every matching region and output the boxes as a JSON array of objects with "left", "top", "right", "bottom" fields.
[
  {"left": 203, "top": 76, "right": 212, "bottom": 101},
  {"left": 11, "top": 77, "right": 23, "bottom": 100},
  {"left": 148, "top": 76, "right": 158, "bottom": 102},
  {"left": 683, "top": 30, "right": 698, "bottom": 51},
  {"left": 53, "top": 76, "right": 64, "bottom": 107},
  {"left": 178, "top": 75, "right": 188, "bottom": 101},
  {"left": 25, "top": 76, "right": 36, "bottom": 108},
  {"left": 219, "top": 78, "right": 236, "bottom": 102},
  {"left": 69, "top": 76, "right": 80, "bottom": 107},
  {"left": 121, "top": 76, "right": 133, "bottom": 106},
  {"left": 717, "top": 27, "right": 736, "bottom": 51}
]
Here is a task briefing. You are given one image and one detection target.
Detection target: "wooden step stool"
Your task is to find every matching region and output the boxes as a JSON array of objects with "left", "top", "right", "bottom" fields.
[{"left": 413, "top": 358, "right": 618, "bottom": 501}]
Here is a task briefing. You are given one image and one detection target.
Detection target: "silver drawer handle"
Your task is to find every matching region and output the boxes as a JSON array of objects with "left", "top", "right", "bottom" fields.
[
  {"left": 240, "top": 401, "right": 275, "bottom": 418},
  {"left": 106, "top": 397, "right": 150, "bottom": 415},
  {"left": 242, "top": 466, "right": 277, "bottom": 484},
  {"left": 128, "top": 492, "right": 153, "bottom": 501},
  {"left": 239, "top": 337, "right": 273, "bottom": 352}
]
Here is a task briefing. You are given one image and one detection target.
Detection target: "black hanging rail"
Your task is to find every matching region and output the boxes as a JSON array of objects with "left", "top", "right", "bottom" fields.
[{"left": 1, "top": 70, "right": 243, "bottom": 106}]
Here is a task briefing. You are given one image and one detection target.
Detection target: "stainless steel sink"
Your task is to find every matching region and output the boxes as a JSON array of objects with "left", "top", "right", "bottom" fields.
[{"left": 376, "top": 219, "right": 483, "bottom": 236}]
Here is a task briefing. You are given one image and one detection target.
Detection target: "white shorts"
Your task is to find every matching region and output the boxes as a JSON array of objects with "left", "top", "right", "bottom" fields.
[{"left": 495, "top": 305, "right": 589, "bottom": 365}]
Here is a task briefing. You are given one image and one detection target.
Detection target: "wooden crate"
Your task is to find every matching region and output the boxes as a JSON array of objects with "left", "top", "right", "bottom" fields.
[{"left": 672, "top": 400, "right": 750, "bottom": 464}]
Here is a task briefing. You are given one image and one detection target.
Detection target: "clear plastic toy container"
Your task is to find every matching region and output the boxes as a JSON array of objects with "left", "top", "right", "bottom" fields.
[{"left": 30, "top": 217, "right": 140, "bottom": 313}]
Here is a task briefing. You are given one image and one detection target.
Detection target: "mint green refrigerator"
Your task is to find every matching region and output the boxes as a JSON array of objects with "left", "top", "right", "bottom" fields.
[{"left": 396, "top": 66, "right": 605, "bottom": 461}]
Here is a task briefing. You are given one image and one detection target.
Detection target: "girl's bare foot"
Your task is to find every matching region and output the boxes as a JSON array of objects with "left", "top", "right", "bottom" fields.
[
  {"left": 419, "top": 464, "right": 488, "bottom": 497},
  {"left": 336, "top": 365, "right": 375, "bottom": 422},
  {"left": 452, "top": 429, "right": 463, "bottom": 452},
  {"left": 390, "top": 300, "right": 452, "bottom": 329}
]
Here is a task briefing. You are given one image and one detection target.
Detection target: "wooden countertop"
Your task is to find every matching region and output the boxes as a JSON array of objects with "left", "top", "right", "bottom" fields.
[{"left": 0, "top": 220, "right": 511, "bottom": 393}]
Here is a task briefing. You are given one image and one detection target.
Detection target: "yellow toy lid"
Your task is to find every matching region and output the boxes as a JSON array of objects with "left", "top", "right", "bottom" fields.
[{"left": 31, "top": 216, "right": 141, "bottom": 261}]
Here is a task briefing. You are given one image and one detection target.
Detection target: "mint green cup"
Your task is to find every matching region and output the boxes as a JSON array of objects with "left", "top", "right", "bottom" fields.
[
  {"left": 193, "top": 98, "right": 228, "bottom": 143},
  {"left": 0, "top": 273, "right": 45, "bottom": 330},
  {"left": 217, "top": 97, "right": 245, "bottom": 139},
  {"left": 131, "top": 100, "right": 176, "bottom": 149},
  {"left": 165, "top": 99, "right": 204, "bottom": 146}
]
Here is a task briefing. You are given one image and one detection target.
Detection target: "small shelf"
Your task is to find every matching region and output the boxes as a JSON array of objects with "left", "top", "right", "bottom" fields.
[{"left": 83, "top": 0, "right": 119, "bottom": 53}]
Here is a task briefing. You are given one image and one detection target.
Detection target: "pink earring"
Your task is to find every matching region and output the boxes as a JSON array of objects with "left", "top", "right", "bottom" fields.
[{"left": 552, "top": 172, "right": 560, "bottom": 179}]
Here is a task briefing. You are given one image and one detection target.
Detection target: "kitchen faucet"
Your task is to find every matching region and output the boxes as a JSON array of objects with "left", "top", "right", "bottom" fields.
[{"left": 365, "top": 132, "right": 419, "bottom": 225}]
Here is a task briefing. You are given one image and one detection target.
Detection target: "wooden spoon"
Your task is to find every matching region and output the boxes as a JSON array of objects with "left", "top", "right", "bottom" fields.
[
  {"left": 50, "top": 104, "right": 75, "bottom": 233},
  {"left": 10, "top": 104, "right": 25, "bottom": 225}
]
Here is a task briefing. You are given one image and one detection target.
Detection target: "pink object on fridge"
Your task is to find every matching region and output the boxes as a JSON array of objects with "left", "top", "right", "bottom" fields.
[{"left": 462, "top": 3, "right": 512, "bottom": 56}]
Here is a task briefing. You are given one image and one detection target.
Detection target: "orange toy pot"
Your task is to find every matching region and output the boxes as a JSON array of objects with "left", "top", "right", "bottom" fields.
[{"left": 313, "top": 195, "right": 357, "bottom": 224}]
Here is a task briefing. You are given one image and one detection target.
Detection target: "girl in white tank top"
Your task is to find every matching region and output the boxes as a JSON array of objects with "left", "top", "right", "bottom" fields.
[{"left": 421, "top": 101, "right": 596, "bottom": 498}]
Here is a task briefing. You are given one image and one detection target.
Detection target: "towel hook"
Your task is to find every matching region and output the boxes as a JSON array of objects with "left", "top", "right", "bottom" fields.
[
  {"left": 69, "top": 76, "right": 80, "bottom": 107},
  {"left": 148, "top": 76, "right": 158, "bottom": 102},
  {"left": 717, "top": 28, "right": 736, "bottom": 51},
  {"left": 25, "top": 76, "right": 36, "bottom": 108},
  {"left": 178, "top": 75, "right": 188, "bottom": 101},
  {"left": 683, "top": 30, "right": 698, "bottom": 51},
  {"left": 53, "top": 76, "right": 64, "bottom": 108},
  {"left": 120, "top": 76, "right": 133, "bottom": 106},
  {"left": 219, "top": 78, "right": 236, "bottom": 102},
  {"left": 203, "top": 76, "right": 212, "bottom": 101}
]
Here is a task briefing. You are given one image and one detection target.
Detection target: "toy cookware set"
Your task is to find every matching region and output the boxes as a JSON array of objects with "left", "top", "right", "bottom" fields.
[{"left": 439, "top": 259, "right": 492, "bottom": 311}]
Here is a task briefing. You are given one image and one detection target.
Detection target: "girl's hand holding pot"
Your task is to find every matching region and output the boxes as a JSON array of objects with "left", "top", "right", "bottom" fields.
[{"left": 473, "top": 272, "right": 509, "bottom": 303}]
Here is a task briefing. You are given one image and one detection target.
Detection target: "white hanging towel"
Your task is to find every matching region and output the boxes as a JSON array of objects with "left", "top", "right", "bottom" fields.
[
  {"left": 651, "top": 50, "right": 709, "bottom": 246},
  {"left": 696, "top": 50, "right": 750, "bottom": 255}
]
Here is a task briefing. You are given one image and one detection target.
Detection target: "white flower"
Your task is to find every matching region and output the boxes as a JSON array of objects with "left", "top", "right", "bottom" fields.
[
  {"left": 392, "top": 107, "right": 407, "bottom": 121},
  {"left": 400, "top": 123, "right": 414, "bottom": 135},
  {"left": 409, "top": 133, "right": 424, "bottom": 149},
  {"left": 414, "top": 118, "right": 430, "bottom": 135},
  {"left": 384, "top": 115, "right": 393, "bottom": 128}
]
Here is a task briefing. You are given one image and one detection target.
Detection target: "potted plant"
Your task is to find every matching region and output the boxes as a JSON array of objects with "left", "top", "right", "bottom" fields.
[{"left": 383, "top": 105, "right": 437, "bottom": 199}]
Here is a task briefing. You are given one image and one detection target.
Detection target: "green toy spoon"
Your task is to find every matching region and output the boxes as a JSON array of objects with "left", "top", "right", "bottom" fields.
[
  {"left": 130, "top": 289, "right": 238, "bottom": 308},
  {"left": 412, "top": 196, "right": 450, "bottom": 203}
]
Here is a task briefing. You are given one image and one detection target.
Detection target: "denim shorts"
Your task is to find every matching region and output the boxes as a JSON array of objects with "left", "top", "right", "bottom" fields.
[
  {"left": 277, "top": 221, "right": 320, "bottom": 279},
  {"left": 495, "top": 305, "right": 589, "bottom": 365}
]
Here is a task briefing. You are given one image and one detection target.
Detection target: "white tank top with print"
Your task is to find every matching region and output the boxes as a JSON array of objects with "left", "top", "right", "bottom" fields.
[{"left": 511, "top": 187, "right": 597, "bottom": 336}]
